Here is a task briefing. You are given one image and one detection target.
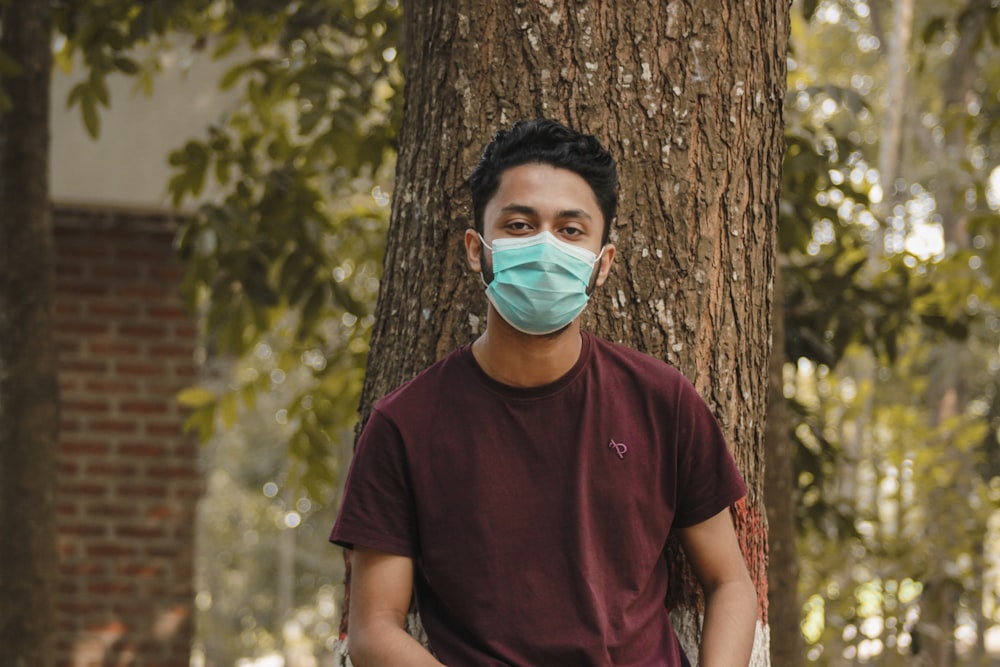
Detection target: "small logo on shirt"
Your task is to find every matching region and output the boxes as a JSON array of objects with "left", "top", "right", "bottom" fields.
[{"left": 608, "top": 438, "right": 628, "bottom": 459}]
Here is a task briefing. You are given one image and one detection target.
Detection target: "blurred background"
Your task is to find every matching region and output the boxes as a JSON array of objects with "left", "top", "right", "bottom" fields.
[{"left": 10, "top": 0, "right": 1000, "bottom": 664}]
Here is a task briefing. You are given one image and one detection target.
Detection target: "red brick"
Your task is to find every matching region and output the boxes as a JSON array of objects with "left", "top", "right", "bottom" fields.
[
  {"left": 59, "top": 561, "right": 108, "bottom": 577},
  {"left": 93, "top": 265, "right": 141, "bottom": 280},
  {"left": 56, "top": 502, "right": 79, "bottom": 517},
  {"left": 146, "top": 422, "right": 183, "bottom": 437},
  {"left": 84, "top": 543, "right": 137, "bottom": 558},
  {"left": 120, "top": 400, "right": 168, "bottom": 415},
  {"left": 57, "top": 600, "right": 103, "bottom": 615},
  {"left": 116, "top": 525, "right": 166, "bottom": 539},
  {"left": 55, "top": 301, "right": 82, "bottom": 316},
  {"left": 85, "top": 502, "right": 139, "bottom": 518},
  {"left": 117, "top": 484, "right": 168, "bottom": 499},
  {"left": 120, "top": 285, "right": 172, "bottom": 299},
  {"left": 89, "top": 341, "right": 141, "bottom": 356},
  {"left": 83, "top": 379, "right": 139, "bottom": 394},
  {"left": 87, "top": 581, "right": 136, "bottom": 596},
  {"left": 147, "top": 305, "right": 188, "bottom": 320},
  {"left": 118, "top": 442, "right": 165, "bottom": 457},
  {"left": 116, "top": 362, "right": 162, "bottom": 376},
  {"left": 119, "top": 324, "right": 167, "bottom": 338},
  {"left": 88, "top": 419, "right": 138, "bottom": 434},
  {"left": 60, "top": 360, "right": 109, "bottom": 374},
  {"left": 146, "top": 505, "right": 177, "bottom": 520},
  {"left": 150, "top": 266, "right": 183, "bottom": 282},
  {"left": 89, "top": 301, "right": 141, "bottom": 318},
  {"left": 144, "top": 546, "right": 181, "bottom": 559},
  {"left": 57, "top": 461, "right": 80, "bottom": 476},
  {"left": 86, "top": 462, "right": 138, "bottom": 477},
  {"left": 56, "top": 321, "right": 110, "bottom": 336},
  {"left": 57, "top": 339, "right": 82, "bottom": 355},
  {"left": 58, "top": 482, "right": 107, "bottom": 497},
  {"left": 114, "top": 563, "right": 166, "bottom": 577},
  {"left": 60, "top": 440, "right": 111, "bottom": 456},
  {"left": 62, "top": 398, "right": 111, "bottom": 413},
  {"left": 146, "top": 465, "right": 198, "bottom": 479},
  {"left": 58, "top": 282, "right": 109, "bottom": 298},
  {"left": 58, "top": 524, "right": 107, "bottom": 537},
  {"left": 116, "top": 247, "right": 167, "bottom": 262},
  {"left": 148, "top": 344, "right": 193, "bottom": 359},
  {"left": 172, "top": 365, "right": 198, "bottom": 382}
]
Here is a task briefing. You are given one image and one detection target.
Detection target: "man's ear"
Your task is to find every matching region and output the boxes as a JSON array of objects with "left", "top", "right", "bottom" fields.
[
  {"left": 465, "top": 228, "right": 484, "bottom": 273},
  {"left": 594, "top": 243, "right": 616, "bottom": 287}
]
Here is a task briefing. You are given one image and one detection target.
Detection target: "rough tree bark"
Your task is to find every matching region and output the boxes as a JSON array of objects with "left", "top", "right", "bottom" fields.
[
  {"left": 341, "top": 1, "right": 789, "bottom": 664},
  {"left": 0, "top": 1, "right": 59, "bottom": 665},
  {"left": 764, "top": 264, "right": 803, "bottom": 666}
]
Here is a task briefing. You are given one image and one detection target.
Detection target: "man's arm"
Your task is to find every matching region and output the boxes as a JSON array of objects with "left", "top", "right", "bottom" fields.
[
  {"left": 675, "top": 508, "right": 758, "bottom": 667},
  {"left": 347, "top": 546, "right": 445, "bottom": 667}
]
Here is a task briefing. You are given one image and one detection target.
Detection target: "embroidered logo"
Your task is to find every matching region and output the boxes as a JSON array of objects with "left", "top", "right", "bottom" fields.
[{"left": 608, "top": 438, "right": 628, "bottom": 459}]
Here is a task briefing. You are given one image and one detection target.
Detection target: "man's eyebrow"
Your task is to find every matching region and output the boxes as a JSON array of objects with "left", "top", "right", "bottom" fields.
[
  {"left": 500, "top": 204, "right": 538, "bottom": 216},
  {"left": 556, "top": 208, "right": 593, "bottom": 221},
  {"left": 499, "top": 204, "right": 593, "bottom": 221}
]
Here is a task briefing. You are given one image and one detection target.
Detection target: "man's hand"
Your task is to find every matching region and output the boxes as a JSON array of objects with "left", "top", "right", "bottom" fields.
[{"left": 347, "top": 547, "right": 446, "bottom": 667}]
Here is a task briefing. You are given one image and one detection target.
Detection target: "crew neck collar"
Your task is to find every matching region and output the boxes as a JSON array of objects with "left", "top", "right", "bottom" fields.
[{"left": 462, "top": 331, "right": 593, "bottom": 400}]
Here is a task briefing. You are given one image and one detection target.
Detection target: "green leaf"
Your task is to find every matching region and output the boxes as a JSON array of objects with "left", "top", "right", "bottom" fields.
[
  {"left": 219, "top": 391, "right": 239, "bottom": 429},
  {"left": 114, "top": 56, "right": 139, "bottom": 75},
  {"left": 177, "top": 386, "right": 217, "bottom": 408},
  {"left": 81, "top": 93, "right": 100, "bottom": 138},
  {"left": 182, "top": 405, "right": 216, "bottom": 443}
]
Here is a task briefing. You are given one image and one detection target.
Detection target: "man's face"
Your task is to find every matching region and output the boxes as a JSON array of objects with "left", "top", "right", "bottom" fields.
[{"left": 465, "top": 164, "right": 615, "bottom": 289}]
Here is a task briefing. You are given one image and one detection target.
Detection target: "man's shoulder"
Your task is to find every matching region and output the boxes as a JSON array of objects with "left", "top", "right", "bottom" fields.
[
  {"left": 374, "top": 345, "right": 472, "bottom": 414},
  {"left": 587, "top": 332, "right": 687, "bottom": 383}
]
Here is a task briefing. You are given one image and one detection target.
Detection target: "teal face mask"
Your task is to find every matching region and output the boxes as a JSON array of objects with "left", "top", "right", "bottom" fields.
[{"left": 481, "top": 231, "right": 604, "bottom": 335}]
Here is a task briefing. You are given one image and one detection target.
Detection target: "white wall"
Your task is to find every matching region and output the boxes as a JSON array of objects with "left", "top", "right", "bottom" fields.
[{"left": 50, "top": 46, "right": 244, "bottom": 211}]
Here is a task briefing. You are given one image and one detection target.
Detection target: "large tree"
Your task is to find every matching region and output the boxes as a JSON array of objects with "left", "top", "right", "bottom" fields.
[
  {"left": 0, "top": 1, "right": 58, "bottom": 662},
  {"left": 343, "top": 1, "right": 789, "bottom": 664}
]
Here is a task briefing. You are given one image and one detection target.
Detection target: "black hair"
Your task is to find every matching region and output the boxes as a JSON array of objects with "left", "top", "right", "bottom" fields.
[{"left": 468, "top": 119, "right": 618, "bottom": 245}]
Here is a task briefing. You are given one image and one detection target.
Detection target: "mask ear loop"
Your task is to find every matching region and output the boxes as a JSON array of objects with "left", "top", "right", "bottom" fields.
[
  {"left": 585, "top": 245, "right": 608, "bottom": 296},
  {"left": 477, "top": 233, "right": 493, "bottom": 287}
]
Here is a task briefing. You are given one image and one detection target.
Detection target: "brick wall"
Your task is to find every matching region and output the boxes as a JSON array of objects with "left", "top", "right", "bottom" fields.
[{"left": 53, "top": 205, "right": 201, "bottom": 667}]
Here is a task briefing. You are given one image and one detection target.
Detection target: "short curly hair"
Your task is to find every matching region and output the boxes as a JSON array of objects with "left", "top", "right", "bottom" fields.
[{"left": 468, "top": 119, "right": 618, "bottom": 245}]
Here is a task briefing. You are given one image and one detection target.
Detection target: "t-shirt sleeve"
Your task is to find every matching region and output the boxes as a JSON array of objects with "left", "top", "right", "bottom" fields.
[
  {"left": 329, "top": 408, "right": 419, "bottom": 558},
  {"left": 671, "top": 377, "right": 747, "bottom": 529}
]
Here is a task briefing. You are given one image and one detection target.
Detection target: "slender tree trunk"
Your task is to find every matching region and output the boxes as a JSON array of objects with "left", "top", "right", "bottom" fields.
[
  {"left": 914, "top": 4, "right": 990, "bottom": 662},
  {"left": 765, "top": 264, "right": 802, "bottom": 666},
  {"left": 877, "top": 0, "right": 913, "bottom": 209},
  {"left": 0, "top": 2, "right": 58, "bottom": 665},
  {"left": 344, "top": 1, "right": 789, "bottom": 664}
]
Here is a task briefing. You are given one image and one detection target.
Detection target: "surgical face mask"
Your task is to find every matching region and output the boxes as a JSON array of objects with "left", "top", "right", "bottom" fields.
[{"left": 480, "top": 231, "right": 604, "bottom": 335}]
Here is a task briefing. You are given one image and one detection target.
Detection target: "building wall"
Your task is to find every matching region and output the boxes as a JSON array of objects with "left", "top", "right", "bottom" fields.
[
  {"left": 53, "top": 204, "right": 201, "bottom": 667},
  {"left": 50, "top": 44, "right": 242, "bottom": 210}
]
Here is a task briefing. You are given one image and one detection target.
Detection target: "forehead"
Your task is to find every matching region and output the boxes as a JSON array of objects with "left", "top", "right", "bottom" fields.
[{"left": 486, "top": 164, "right": 603, "bottom": 221}]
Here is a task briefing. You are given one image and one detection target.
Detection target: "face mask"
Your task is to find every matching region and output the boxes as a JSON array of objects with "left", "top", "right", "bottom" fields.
[{"left": 480, "top": 231, "right": 604, "bottom": 335}]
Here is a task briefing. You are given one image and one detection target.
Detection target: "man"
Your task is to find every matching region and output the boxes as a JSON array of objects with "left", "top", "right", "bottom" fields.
[{"left": 330, "top": 119, "right": 757, "bottom": 666}]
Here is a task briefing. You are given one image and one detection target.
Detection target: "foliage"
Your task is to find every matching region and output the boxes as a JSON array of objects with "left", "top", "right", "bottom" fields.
[
  {"left": 783, "top": 0, "right": 1000, "bottom": 663},
  {"left": 192, "top": 362, "right": 348, "bottom": 665},
  {"left": 164, "top": 0, "right": 402, "bottom": 500},
  {"left": 33, "top": 1, "right": 401, "bottom": 662}
]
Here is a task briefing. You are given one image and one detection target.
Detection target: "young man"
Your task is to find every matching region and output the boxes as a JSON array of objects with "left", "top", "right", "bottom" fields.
[{"left": 330, "top": 119, "right": 757, "bottom": 666}]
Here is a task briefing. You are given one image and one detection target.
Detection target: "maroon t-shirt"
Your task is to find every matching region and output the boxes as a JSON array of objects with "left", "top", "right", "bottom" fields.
[{"left": 330, "top": 332, "right": 746, "bottom": 666}]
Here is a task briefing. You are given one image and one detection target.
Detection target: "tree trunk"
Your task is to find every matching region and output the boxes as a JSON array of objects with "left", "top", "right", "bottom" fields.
[
  {"left": 0, "top": 2, "right": 58, "bottom": 665},
  {"left": 765, "top": 264, "right": 802, "bottom": 666},
  {"left": 348, "top": 1, "right": 789, "bottom": 663}
]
